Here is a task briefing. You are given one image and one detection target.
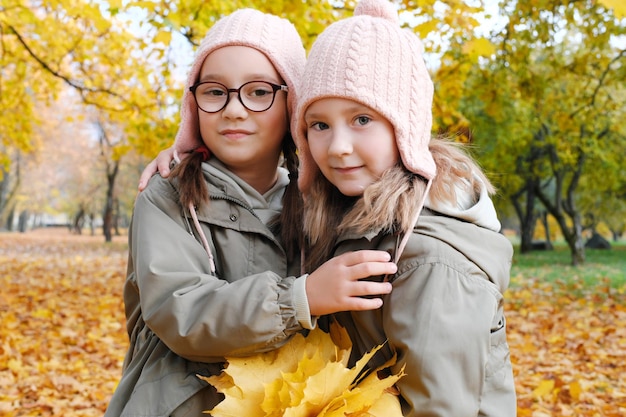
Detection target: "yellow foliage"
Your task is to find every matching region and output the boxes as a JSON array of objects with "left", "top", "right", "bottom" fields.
[
  {"left": 414, "top": 19, "right": 439, "bottom": 38},
  {"left": 462, "top": 38, "right": 496, "bottom": 61},
  {"left": 598, "top": 0, "right": 626, "bottom": 18},
  {"left": 200, "top": 323, "right": 404, "bottom": 417},
  {"left": 154, "top": 30, "right": 172, "bottom": 46}
]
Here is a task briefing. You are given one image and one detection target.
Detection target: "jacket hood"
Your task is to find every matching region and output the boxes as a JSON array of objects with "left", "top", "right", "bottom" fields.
[
  {"left": 416, "top": 180, "right": 512, "bottom": 293},
  {"left": 425, "top": 175, "right": 501, "bottom": 233}
]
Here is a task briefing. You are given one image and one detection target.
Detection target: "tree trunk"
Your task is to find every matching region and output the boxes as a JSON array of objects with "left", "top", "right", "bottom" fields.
[
  {"left": 534, "top": 144, "right": 586, "bottom": 266},
  {"left": 539, "top": 211, "right": 554, "bottom": 250},
  {"left": 114, "top": 197, "right": 120, "bottom": 236},
  {"left": 73, "top": 207, "right": 85, "bottom": 234},
  {"left": 0, "top": 152, "right": 21, "bottom": 227},
  {"left": 566, "top": 216, "right": 585, "bottom": 266},
  {"left": 89, "top": 214, "right": 95, "bottom": 236},
  {"left": 5, "top": 204, "right": 16, "bottom": 231},
  {"left": 17, "top": 210, "right": 29, "bottom": 233},
  {"left": 102, "top": 160, "right": 119, "bottom": 243},
  {"left": 512, "top": 181, "right": 539, "bottom": 253}
]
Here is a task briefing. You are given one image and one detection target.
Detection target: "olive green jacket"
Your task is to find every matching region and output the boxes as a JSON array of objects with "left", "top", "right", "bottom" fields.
[
  {"left": 330, "top": 195, "right": 516, "bottom": 416},
  {"left": 105, "top": 162, "right": 303, "bottom": 417}
]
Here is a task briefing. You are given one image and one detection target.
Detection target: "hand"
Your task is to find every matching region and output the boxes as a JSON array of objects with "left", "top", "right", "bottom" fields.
[
  {"left": 138, "top": 146, "right": 176, "bottom": 191},
  {"left": 306, "top": 250, "right": 397, "bottom": 316}
]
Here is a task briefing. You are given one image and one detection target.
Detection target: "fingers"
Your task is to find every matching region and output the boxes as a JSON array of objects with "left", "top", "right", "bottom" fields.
[
  {"left": 155, "top": 149, "right": 173, "bottom": 177},
  {"left": 334, "top": 250, "right": 397, "bottom": 281},
  {"left": 138, "top": 160, "right": 158, "bottom": 191},
  {"left": 137, "top": 147, "right": 176, "bottom": 192},
  {"left": 350, "top": 261, "right": 397, "bottom": 281},
  {"left": 345, "top": 297, "right": 384, "bottom": 311},
  {"left": 341, "top": 249, "right": 393, "bottom": 265},
  {"left": 306, "top": 250, "right": 398, "bottom": 315},
  {"left": 335, "top": 282, "right": 392, "bottom": 311},
  {"left": 351, "top": 280, "right": 392, "bottom": 297}
]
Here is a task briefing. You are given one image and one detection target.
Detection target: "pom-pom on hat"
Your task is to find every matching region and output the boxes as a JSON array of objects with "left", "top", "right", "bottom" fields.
[
  {"left": 174, "top": 9, "right": 306, "bottom": 157},
  {"left": 294, "top": 0, "right": 437, "bottom": 194}
]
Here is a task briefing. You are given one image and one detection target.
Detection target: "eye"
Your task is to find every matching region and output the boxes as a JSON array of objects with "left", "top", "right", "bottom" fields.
[
  {"left": 309, "top": 121, "right": 329, "bottom": 131},
  {"left": 244, "top": 82, "right": 274, "bottom": 98},
  {"left": 356, "top": 116, "right": 371, "bottom": 126},
  {"left": 198, "top": 84, "right": 226, "bottom": 97},
  {"left": 206, "top": 88, "right": 226, "bottom": 97},
  {"left": 250, "top": 88, "right": 272, "bottom": 97}
]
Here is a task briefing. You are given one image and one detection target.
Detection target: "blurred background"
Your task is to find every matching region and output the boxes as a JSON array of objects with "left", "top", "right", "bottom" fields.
[{"left": 1, "top": 0, "right": 625, "bottom": 266}]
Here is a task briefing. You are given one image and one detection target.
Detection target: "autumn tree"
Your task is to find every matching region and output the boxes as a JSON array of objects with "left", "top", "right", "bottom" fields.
[
  {"left": 462, "top": 0, "right": 626, "bottom": 265},
  {"left": 0, "top": 0, "right": 182, "bottom": 237},
  {"left": 7, "top": 91, "right": 104, "bottom": 232}
]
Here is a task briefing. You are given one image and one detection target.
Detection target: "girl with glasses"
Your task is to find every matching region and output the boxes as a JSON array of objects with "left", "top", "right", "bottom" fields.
[{"left": 107, "top": 8, "right": 396, "bottom": 417}]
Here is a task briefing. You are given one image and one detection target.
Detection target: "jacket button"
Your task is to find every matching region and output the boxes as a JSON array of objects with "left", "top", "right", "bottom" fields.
[{"left": 229, "top": 214, "right": 237, "bottom": 221}]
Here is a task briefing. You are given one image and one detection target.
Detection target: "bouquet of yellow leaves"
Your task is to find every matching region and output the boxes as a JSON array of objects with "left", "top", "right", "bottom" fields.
[{"left": 199, "top": 321, "right": 405, "bottom": 417}]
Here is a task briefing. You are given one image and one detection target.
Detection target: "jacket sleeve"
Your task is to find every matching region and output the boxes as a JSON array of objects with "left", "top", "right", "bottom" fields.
[
  {"left": 128, "top": 176, "right": 303, "bottom": 362},
  {"left": 384, "top": 259, "right": 511, "bottom": 417}
]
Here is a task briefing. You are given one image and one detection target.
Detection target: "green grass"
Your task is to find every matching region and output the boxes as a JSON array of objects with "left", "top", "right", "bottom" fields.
[{"left": 510, "top": 241, "right": 626, "bottom": 289}]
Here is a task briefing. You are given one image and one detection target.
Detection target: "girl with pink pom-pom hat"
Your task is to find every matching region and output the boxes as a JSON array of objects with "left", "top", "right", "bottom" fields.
[{"left": 294, "top": 0, "right": 517, "bottom": 415}]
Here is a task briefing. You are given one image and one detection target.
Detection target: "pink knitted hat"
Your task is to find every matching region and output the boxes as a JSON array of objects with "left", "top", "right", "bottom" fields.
[
  {"left": 294, "top": 0, "right": 437, "bottom": 194},
  {"left": 174, "top": 9, "right": 306, "bottom": 156}
]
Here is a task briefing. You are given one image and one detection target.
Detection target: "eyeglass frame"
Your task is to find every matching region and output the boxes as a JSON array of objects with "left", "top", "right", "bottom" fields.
[{"left": 189, "top": 80, "right": 288, "bottom": 114}]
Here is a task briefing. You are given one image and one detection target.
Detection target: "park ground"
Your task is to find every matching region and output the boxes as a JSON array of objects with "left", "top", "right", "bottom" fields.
[{"left": 0, "top": 228, "right": 625, "bottom": 416}]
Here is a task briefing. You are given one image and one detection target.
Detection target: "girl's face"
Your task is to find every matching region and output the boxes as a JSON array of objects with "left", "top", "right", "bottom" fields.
[
  {"left": 197, "top": 46, "right": 288, "bottom": 185},
  {"left": 305, "top": 98, "right": 399, "bottom": 197}
]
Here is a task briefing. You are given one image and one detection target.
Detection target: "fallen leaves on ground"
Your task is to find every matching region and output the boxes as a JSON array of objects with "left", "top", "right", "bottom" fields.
[
  {"left": 0, "top": 230, "right": 127, "bottom": 416},
  {"left": 0, "top": 229, "right": 625, "bottom": 416},
  {"left": 507, "top": 277, "right": 626, "bottom": 416}
]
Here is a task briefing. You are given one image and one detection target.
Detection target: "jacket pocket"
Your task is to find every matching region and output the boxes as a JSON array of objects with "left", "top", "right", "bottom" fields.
[
  {"left": 485, "top": 315, "right": 509, "bottom": 379},
  {"left": 480, "top": 315, "right": 517, "bottom": 417}
]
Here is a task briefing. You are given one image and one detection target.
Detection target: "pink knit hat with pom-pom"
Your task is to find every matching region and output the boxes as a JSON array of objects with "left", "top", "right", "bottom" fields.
[
  {"left": 293, "top": 0, "right": 436, "bottom": 194},
  {"left": 174, "top": 9, "right": 306, "bottom": 157}
]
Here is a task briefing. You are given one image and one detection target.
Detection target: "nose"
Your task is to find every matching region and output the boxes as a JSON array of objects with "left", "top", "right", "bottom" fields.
[
  {"left": 327, "top": 127, "right": 353, "bottom": 157},
  {"left": 221, "top": 92, "right": 248, "bottom": 119}
]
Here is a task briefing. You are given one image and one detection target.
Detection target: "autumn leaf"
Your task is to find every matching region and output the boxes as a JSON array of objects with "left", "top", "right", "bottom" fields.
[
  {"left": 532, "top": 379, "right": 555, "bottom": 399},
  {"left": 200, "top": 322, "right": 404, "bottom": 417},
  {"left": 462, "top": 37, "right": 496, "bottom": 61}
]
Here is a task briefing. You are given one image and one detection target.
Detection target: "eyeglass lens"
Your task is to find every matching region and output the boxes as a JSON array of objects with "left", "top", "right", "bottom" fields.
[{"left": 192, "top": 81, "right": 284, "bottom": 113}]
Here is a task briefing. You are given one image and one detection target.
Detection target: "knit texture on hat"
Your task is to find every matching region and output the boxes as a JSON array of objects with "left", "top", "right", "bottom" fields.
[
  {"left": 294, "top": 0, "right": 437, "bottom": 194},
  {"left": 174, "top": 9, "right": 306, "bottom": 156}
]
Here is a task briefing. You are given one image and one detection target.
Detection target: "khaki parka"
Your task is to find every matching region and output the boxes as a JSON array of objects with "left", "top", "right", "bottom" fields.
[
  {"left": 329, "top": 207, "right": 516, "bottom": 417},
  {"left": 105, "top": 161, "right": 303, "bottom": 417}
]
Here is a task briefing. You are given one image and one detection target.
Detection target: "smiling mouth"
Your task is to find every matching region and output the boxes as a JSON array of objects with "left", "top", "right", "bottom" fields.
[
  {"left": 221, "top": 130, "right": 252, "bottom": 140},
  {"left": 334, "top": 166, "right": 361, "bottom": 174}
]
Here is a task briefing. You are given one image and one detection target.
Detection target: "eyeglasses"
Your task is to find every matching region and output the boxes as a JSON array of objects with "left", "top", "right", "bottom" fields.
[{"left": 190, "top": 80, "right": 288, "bottom": 113}]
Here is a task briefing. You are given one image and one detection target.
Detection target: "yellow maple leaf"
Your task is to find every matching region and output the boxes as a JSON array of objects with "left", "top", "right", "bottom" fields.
[
  {"left": 569, "top": 380, "right": 582, "bottom": 401},
  {"left": 200, "top": 322, "right": 404, "bottom": 417},
  {"left": 532, "top": 379, "right": 555, "bottom": 399}
]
